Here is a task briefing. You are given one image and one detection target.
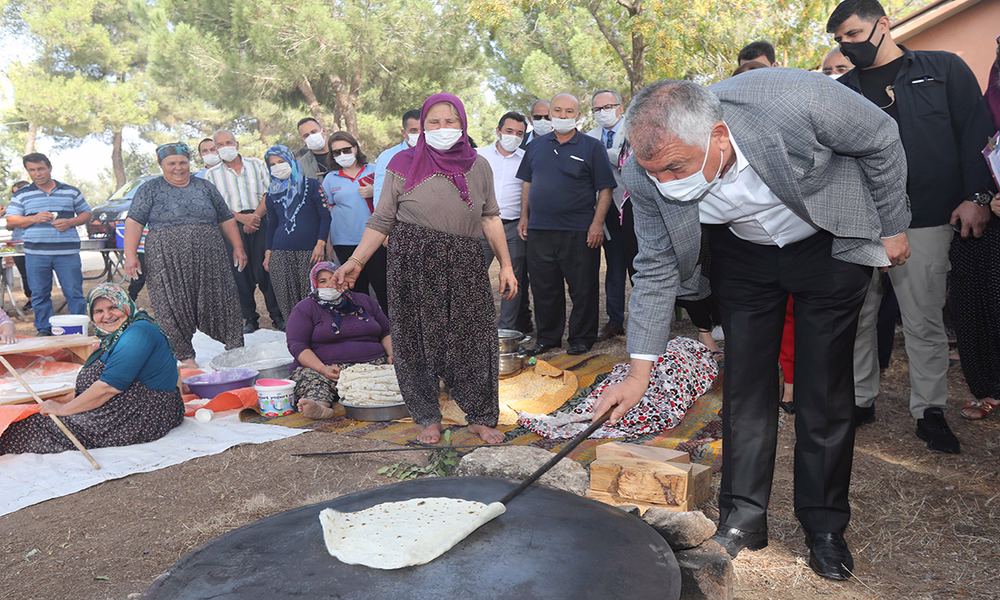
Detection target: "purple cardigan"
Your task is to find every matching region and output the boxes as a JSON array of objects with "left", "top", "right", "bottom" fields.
[{"left": 285, "top": 292, "right": 391, "bottom": 366}]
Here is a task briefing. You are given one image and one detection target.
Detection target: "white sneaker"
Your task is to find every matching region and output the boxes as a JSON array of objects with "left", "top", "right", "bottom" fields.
[{"left": 711, "top": 325, "right": 725, "bottom": 342}]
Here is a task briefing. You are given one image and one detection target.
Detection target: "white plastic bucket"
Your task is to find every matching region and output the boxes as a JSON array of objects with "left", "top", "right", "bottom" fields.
[
  {"left": 50, "top": 314, "right": 90, "bottom": 336},
  {"left": 255, "top": 378, "right": 296, "bottom": 417}
]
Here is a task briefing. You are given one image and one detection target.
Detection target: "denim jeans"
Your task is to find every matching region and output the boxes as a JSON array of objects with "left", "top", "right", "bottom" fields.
[{"left": 26, "top": 252, "right": 87, "bottom": 332}]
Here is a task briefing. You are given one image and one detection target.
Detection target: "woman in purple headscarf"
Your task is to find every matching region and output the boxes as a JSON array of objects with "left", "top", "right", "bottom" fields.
[{"left": 334, "top": 93, "right": 518, "bottom": 444}]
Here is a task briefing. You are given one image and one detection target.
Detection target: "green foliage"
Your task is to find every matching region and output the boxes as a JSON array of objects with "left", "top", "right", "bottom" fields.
[{"left": 377, "top": 430, "right": 461, "bottom": 481}]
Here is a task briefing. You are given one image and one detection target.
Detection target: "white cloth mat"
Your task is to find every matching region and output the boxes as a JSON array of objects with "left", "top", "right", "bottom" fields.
[{"left": 0, "top": 412, "right": 303, "bottom": 517}]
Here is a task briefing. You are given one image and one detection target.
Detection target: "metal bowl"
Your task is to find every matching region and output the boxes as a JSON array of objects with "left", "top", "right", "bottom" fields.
[
  {"left": 210, "top": 342, "right": 295, "bottom": 380},
  {"left": 499, "top": 352, "right": 525, "bottom": 377},
  {"left": 341, "top": 402, "right": 410, "bottom": 422},
  {"left": 498, "top": 329, "right": 523, "bottom": 354}
]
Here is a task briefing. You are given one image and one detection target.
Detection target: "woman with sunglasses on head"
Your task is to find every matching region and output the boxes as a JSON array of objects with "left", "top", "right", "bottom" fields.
[{"left": 321, "top": 132, "right": 389, "bottom": 315}]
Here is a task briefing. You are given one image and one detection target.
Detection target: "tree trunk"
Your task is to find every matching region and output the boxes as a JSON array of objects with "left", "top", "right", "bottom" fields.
[
  {"left": 328, "top": 74, "right": 358, "bottom": 135},
  {"left": 296, "top": 77, "right": 327, "bottom": 125},
  {"left": 111, "top": 128, "right": 126, "bottom": 188},
  {"left": 24, "top": 123, "right": 37, "bottom": 154},
  {"left": 630, "top": 30, "right": 645, "bottom": 97}
]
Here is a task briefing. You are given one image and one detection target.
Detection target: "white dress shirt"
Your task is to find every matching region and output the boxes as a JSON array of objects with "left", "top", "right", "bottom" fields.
[
  {"left": 629, "top": 134, "right": 818, "bottom": 362},
  {"left": 478, "top": 142, "right": 525, "bottom": 220},
  {"left": 698, "top": 135, "right": 817, "bottom": 246}
]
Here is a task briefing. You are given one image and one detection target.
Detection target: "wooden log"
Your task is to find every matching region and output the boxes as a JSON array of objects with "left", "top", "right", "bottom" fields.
[
  {"left": 590, "top": 457, "right": 691, "bottom": 506},
  {"left": 586, "top": 489, "right": 688, "bottom": 515},
  {"left": 594, "top": 441, "right": 690, "bottom": 464},
  {"left": 686, "top": 463, "right": 712, "bottom": 508}
]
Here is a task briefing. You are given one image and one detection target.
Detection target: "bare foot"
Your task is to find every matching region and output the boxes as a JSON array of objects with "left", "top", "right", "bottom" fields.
[
  {"left": 417, "top": 423, "right": 442, "bottom": 444},
  {"left": 782, "top": 382, "right": 794, "bottom": 404},
  {"left": 298, "top": 398, "right": 336, "bottom": 420},
  {"left": 468, "top": 424, "right": 505, "bottom": 444}
]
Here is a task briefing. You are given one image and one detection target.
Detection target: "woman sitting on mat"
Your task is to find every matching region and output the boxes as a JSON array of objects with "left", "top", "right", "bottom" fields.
[
  {"left": 0, "top": 283, "right": 183, "bottom": 455},
  {"left": 285, "top": 261, "right": 393, "bottom": 420}
]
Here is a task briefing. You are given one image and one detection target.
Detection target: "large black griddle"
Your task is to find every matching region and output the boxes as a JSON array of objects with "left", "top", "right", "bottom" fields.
[{"left": 145, "top": 477, "right": 681, "bottom": 600}]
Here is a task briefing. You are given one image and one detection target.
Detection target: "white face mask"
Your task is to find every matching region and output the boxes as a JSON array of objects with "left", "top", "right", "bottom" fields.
[
  {"left": 645, "top": 132, "right": 723, "bottom": 203},
  {"left": 406, "top": 133, "right": 420, "bottom": 147},
  {"left": 594, "top": 108, "right": 620, "bottom": 129},
  {"left": 498, "top": 134, "right": 523, "bottom": 153},
  {"left": 531, "top": 119, "right": 554, "bottom": 136},
  {"left": 425, "top": 128, "right": 463, "bottom": 151},
  {"left": 218, "top": 146, "right": 239, "bottom": 162},
  {"left": 334, "top": 152, "right": 357, "bottom": 168},
  {"left": 305, "top": 131, "right": 326, "bottom": 151},
  {"left": 202, "top": 152, "right": 221, "bottom": 167},
  {"left": 550, "top": 117, "right": 578, "bottom": 134},
  {"left": 828, "top": 73, "right": 842, "bottom": 80},
  {"left": 269, "top": 162, "right": 292, "bottom": 180},
  {"left": 316, "top": 287, "right": 342, "bottom": 302}
]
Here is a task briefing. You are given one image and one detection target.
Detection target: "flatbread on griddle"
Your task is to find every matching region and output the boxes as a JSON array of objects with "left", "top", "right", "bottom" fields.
[{"left": 319, "top": 497, "right": 505, "bottom": 569}]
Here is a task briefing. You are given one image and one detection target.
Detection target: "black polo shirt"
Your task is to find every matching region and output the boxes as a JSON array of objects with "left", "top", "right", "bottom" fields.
[{"left": 516, "top": 130, "right": 617, "bottom": 231}]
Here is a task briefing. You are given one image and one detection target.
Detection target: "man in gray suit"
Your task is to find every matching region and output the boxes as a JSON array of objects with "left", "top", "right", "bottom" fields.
[{"left": 594, "top": 70, "right": 911, "bottom": 581}]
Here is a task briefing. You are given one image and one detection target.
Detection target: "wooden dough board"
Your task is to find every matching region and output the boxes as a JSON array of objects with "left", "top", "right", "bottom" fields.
[{"left": 0, "top": 335, "right": 98, "bottom": 404}]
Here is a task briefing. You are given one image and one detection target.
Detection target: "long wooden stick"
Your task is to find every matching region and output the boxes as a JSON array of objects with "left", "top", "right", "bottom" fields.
[{"left": 0, "top": 355, "right": 101, "bottom": 470}]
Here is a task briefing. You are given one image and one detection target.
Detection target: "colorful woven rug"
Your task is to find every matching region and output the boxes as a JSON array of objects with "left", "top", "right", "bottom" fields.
[{"left": 240, "top": 352, "right": 723, "bottom": 469}]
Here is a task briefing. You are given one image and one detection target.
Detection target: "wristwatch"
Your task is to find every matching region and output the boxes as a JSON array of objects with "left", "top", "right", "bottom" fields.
[{"left": 968, "top": 192, "right": 993, "bottom": 207}]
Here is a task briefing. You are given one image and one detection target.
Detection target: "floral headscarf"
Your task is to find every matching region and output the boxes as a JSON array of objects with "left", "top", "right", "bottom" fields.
[
  {"left": 264, "top": 144, "right": 309, "bottom": 237},
  {"left": 155, "top": 142, "right": 191, "bottom": 163},
  {"left": 84, "top": 283, "right": 155, "bottom": 367},
  {"left": 309, "top": 261, "right": 369, "bottom": 335}
]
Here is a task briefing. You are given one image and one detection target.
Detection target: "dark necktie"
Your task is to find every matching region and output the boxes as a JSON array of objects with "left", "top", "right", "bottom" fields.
[{"left": 605, "top": 130, "right": 615, "bottom": 149}]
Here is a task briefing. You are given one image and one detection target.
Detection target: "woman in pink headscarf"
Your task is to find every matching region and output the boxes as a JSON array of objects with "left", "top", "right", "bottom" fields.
[{"left": 334, "top": 93, "right": 518, "bottom": 444}]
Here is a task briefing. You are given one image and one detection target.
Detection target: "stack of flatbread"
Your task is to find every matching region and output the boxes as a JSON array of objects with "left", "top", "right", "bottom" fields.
[
  {"left": 337, "top": 363, "right": 403, "bottom": 406},
  {"left": 320, "top": 498, "right": 505, "bottom": 569}
]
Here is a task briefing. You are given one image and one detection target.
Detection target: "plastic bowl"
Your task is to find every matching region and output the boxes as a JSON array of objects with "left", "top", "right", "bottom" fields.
[{"left": 183, "top": 368, "right": 259, "bottom": 399}]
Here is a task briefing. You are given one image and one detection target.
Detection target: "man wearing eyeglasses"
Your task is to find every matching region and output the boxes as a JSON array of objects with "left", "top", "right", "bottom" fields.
[{"left": 586, "top": 89, "right": 633, "bottom": 340}]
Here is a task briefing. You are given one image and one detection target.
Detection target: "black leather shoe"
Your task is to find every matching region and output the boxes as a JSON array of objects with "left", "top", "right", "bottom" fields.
[
  {"left": 710, "top": 525, "right": 767, "bottom": 558},
  {"left": 805, "top": 532, "right": 854, "bottom": 580},
  {"left": 599, "top": 321, "right": 624, "bottom": 340},
  {"left": 916, "top": 407, "right": 961, "bottom": 454},
  {"left": 37, "top": 329, "right": 52, "bottom": 337},
  {"left": 854, "top": 404, "right": 876, "bottom": 427},
  {"left": 523, "top": 343, "right": 559, "bottom": 357},
  {"left": 567, "top": 344, "right": 592, "bottom": 355},
  {"left": 272, "top": 320, "right": 286, "bottom": 332},
  {"left": 242, "top": 321, "right": 259, "bottom": 335}
]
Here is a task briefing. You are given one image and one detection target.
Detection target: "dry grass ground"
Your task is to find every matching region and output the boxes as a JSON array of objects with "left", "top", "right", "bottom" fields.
[{"left": 1, "top": 263, "right": 997, "bottom": 599}]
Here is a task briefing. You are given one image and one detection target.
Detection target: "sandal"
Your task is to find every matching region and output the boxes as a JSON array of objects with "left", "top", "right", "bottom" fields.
[{"left": 960, "top": 399, "right": 997, "bottom": 420}]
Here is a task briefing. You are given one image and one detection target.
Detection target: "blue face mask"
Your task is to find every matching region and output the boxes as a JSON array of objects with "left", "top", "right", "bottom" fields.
[{"left": 645, "top": 132, "right": 723, "bottom": 203}]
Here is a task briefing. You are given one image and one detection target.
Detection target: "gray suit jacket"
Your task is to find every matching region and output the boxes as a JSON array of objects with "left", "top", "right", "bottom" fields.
[
  {"left": 625, "top": 68, "right": 911, "bottom": 356},
  {"left": 586, "top": 122, "right": 628, "bottom": 210}
]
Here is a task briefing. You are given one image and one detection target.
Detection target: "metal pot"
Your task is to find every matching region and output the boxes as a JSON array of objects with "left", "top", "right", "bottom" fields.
[
  {"left": 497, "top": 329, "right": 523, "bottom": 354},
  {"left": 144, "top": 477, "right": 681, "bottom": 600},
  {"left": 210, "top": 342, "right": 295, "bottom": 381},
  {"left": 341, "top": 402, "right": 410, "bottom": 422},
  {"left": 499, "top": 352, "right": 525, "bottom": 377}
]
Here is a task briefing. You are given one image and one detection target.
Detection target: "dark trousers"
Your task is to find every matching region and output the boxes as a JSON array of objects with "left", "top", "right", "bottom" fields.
[
  {"left": 482, "top": 219, "right": 532, "bottom": 332},
  {"left": 876, "top": 273, "right": 899, "bottom": 370},
  {"left": 333, "top": 244, "right": 389, "bottom": 316},
  {"left": 13, "top": 254, "right": 31, "bottom": 299},
  {"left": 527, "top": 229, "right": 600, "bottom": 348},
  {"left": 128, "top": 253, "right": 147, "bottom": 301},
  {"left": 603, "top": 202, "right": 638, "bottom": 326},
  {"left": 708, "top": 228, "right": 870, "bottom": 534},
  {"left": 231, "top": 214, "right": 281, "bottom": 325},
  {"left": 676, "top": 295, "right": 719, "bottom": 331}
]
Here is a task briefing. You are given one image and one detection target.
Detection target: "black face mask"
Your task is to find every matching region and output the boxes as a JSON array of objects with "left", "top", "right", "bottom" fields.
[{"left": 839, "top": 21, "right": 885, "bottom": 69}]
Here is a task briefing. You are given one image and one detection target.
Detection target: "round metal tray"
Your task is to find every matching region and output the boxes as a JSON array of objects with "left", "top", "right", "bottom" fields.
[
  {"left": 145, "top": 477, "right": 681, "bottom": 600},
  {"left": 210, "top": 342, "right": 295, "bottom": 380},
  {"left": 341, "top": 402, "right": 410, "bottom": 422}
]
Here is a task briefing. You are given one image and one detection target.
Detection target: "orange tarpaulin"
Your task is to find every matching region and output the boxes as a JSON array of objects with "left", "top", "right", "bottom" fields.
[
  {"left": 0, "top": 404, "right": 41, "bottom": 437},
  {"left": 183, "top": 387, "right": 259, "bottom": 417}
]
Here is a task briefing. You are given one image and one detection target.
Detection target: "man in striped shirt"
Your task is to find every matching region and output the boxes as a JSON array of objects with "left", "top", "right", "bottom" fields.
[
  {"left": 6, "top": 153, "right": 91, "bottom": 334},
  {"left": 205, "top": 130, "right": 283, "bottom": 332}
]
